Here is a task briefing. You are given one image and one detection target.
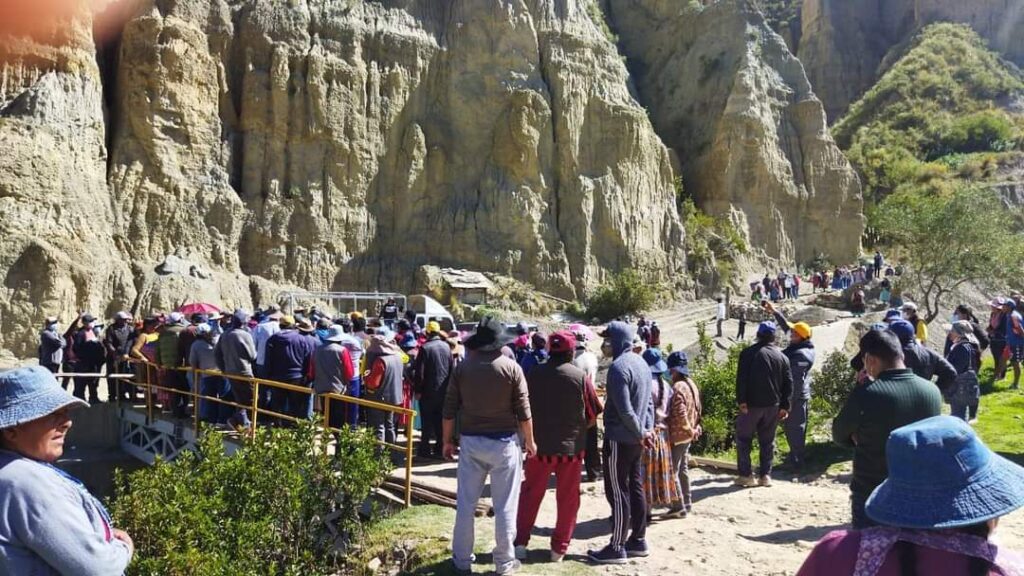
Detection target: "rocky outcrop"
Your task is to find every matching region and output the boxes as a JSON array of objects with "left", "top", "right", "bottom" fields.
[
  {"left": 605, "top": 0, "right": 863, "bottom": 265},
  {"left": 0, "top": 9, "right": 136, "bottom": 357},
  {"left": 107, "top": 0, "right": 684, "bottom": 301},
  {"left": 799, "top": 0, "right": 1024, "bottom": 120},
  {"left": 0, "top": 0, "right": 686, "bottom": 356}
]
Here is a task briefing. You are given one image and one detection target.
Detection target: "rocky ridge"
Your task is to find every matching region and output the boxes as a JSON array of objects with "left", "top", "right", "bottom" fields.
[
  {"left": 604, "top": 0, "right": 863, "bottom": 265},
  {"left": 799, "top": 0, "right": 1024, "bottom": 120}
]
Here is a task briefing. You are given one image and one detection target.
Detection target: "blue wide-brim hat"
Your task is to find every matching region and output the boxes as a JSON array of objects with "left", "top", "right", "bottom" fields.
[
  {"left": 642, "top": 348, "right": 668, "bottom": 374},
  {"left": 0, "top": 366, "right": 88, "bottom": 429},
  {"left": 866, "top": 415, "right": 1024, "bottom": 529}
]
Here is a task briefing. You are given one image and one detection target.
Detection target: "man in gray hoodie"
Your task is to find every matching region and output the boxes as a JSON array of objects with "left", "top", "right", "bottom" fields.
[{"left": 588, "top": 321, "right": 654, "bottom": 565}]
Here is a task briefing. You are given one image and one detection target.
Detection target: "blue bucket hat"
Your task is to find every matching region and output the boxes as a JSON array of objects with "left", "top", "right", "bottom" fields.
[
  {"left": 757, "top": 321, "right": 777, "bottom": 337},
  {"left": 866, "top": 416, "right": 1024, "bottom": 529},
  {"left": 0, "top": 366, "right": 88, "bottom": 429},
  {"left": 642, "top": 348, "right": 668, "bottom": 375},
  {"left": 666, "top": 350, "right": 690, "bottom": 376},
  {"left": 884, "top": 309, "right": 902, "bottom": 322}
]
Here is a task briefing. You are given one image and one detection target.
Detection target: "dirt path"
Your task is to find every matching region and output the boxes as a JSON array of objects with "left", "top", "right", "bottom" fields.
[{"left": 408, "top": 461, "right": 1024, "bottom": 575}]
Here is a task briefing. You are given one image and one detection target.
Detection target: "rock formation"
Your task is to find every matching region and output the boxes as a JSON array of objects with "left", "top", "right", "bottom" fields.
[
  {"left": 0, "top": 8, "right": 136, "bottom": 357},
  {"left": 799, "top": 0, "right": 1024, "bottom": 120},
  {"left": 605, "top": 0, "right": 864, "bottom": 265},
  {"left": 0, "top": 0, "right": 688, "bottom": 356}
]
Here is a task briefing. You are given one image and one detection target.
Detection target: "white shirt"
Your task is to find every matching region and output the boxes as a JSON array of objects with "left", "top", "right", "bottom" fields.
[{"left": 717, "top": 303, "right": 727, "bottom": 321}]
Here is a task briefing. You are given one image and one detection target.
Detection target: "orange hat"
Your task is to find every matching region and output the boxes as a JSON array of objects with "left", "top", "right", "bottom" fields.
[{"left": 792, "top": 322, "right": 812, "bottom": 340}]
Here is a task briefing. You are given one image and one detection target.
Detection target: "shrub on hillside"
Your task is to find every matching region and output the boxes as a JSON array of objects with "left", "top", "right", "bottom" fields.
[
  {"left": 811, "top": 350, "right": 857, "bottom": 420},
  {"left": 690, "top": 322, "right": 746, "bottom": 455},
  {"left": 111, "top": 422, "right": 391, "bottom": 575},
  {"left": 585, "top": 269, "right": 656, "bottom": 321}
]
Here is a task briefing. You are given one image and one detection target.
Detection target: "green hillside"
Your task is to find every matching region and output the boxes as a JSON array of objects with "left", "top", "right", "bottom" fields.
[{"left": 833, "top": 23, "right": 1024, "bottom": 202}]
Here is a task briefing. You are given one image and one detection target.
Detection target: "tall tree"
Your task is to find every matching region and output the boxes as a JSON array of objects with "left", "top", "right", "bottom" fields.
[{"left": 872, "top": 185, "right": 1024, "bottom": 323}]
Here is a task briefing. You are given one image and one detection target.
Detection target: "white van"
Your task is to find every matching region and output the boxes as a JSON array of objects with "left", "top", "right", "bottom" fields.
[{"left": 408, "top": 294, "right": 456, "bottom": 332}]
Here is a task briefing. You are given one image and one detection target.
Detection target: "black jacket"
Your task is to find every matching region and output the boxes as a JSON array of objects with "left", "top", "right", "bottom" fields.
[
  {"left": 413, "top": 337, "right": 453, "bottom": 403},
  {"left": 736, "top": 341, "right": 794, "bottom": 410},
  {"left": 526, "top": 357, "right": 587, "bottom": 456},
  {"left": 903, "top": 342, "right": 957, "bottom": 396}
]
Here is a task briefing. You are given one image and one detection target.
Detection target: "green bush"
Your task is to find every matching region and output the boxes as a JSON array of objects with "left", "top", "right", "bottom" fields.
[
  {"left": 112, "top": 422, "right": 391, "bottom": 575},
  {"left": 811, "top": 350, "right": 857, "bottom": 420},
  {"left": 690, "top": 322, "right": 746, "bottom": 454},
  {"left": 585, "top": 268, "right": 656, "bottom": 321}
]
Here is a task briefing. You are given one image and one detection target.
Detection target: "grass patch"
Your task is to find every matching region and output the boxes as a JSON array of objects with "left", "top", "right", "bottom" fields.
[
  {"left": 975, "top": 357, "right": 1024, "bottom": 465},
  {"left": 353, "top": 505, "right": 597, "bottom": 575}
]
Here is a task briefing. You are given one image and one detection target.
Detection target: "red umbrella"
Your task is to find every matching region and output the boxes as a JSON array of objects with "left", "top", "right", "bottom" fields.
[{"left": 177, "top": 302, "right": 221, "bottom": 316}]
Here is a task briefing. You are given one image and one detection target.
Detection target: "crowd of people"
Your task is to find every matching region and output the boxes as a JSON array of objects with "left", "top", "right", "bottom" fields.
[{"left": 11, "top": 281, "right": 1024, "bottom": 575}]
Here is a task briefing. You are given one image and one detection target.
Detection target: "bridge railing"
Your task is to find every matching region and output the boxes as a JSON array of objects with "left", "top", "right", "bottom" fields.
[{"left": 122, "top": 359, "right": 416, "bottom": 506}]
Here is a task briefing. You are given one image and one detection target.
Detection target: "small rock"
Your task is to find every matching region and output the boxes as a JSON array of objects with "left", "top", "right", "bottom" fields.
[
  {"left": 728, "top": 517, "right": 737, "bottom": 523},
  {"left": 367, "top": 557, "right": 382, "bottom": 573},
  {"left": 668, "top": 545, "right": 676, "bottom": 551}
]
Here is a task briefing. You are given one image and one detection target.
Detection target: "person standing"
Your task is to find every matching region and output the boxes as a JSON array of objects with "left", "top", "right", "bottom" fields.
[
  {"left": 873, "top": 250, "right": 884, "bottom": 277},
  {"left": 412, "top": 321, "right": 453, "bottom": 458},
  {"left": 156, "top": 312, "right": 190, "bottom": 418},
  {"left": 765, "top": 302, "right": 816, "bottom": 468},
  {"left": 380, "top": 297, "right": 400, "bottom": 330},
  {"left": 518, "top": 332, "right": 549, "bottom": 375},
  {"left": 513, "top": 331, "right": 587, "bottom": 563},
  {"left": 832, "top": 329, "right": 942, "bottom": 528},
  {"left": 733, "top": 321, "right": 792, "bottom": 488},
  {"left": 363, "top": 335, "right": 405, "bottom": 450},
  {"left": 442, "top": 317, "right": 534, "bottom": 576},
  {"left": 587, "top": 321, "right": 654, "bottom": 565},
  {"left": 640, "top": 349, "right": 680, "bottom": 519},
  {"left": 1004, "top": 299, "right": 1024, "bottom": 390},
  {"left": 887, "top": 320, "right": 957, "bottom": 396},
  {"left": 72, "top": 315, "right": 105, "bottom": 404},
  {"left": 988, "top": 297, "right": 1010, "bottom": 381},
  {"left": 665, "top": 351, "right": 701, "bottom": 518},
  {"left": 188, "top": 323, "right": 231, "bottom": 425},
  {"left": 900, "top": 302, "right": 928, "bottom": 344},
  {"left": 310, "top": 325, "right": 355, "bottom": 435},
  {"left": 945, "top": 321, "right": 981, "bottom": 423},
  {"left": 251, "top": 308, "right": 281, "bottom": 413},
  {"left": 37, "top": 316, "right": 64, "bottom": 375},
  {"left": 215, "top": 310, "right": 258, "bottom": 432},
  {"left": 714, "top": 296, "right": 726, "bottom": 338},
  {"left": 103, "top": 312, "right": 134, "bottom": 402},
  {"left": 264, "top": 316, "right": 317, "bottom": 424},
  {"left": 573, "top": 332, "right": 603, "bottom": 482}
]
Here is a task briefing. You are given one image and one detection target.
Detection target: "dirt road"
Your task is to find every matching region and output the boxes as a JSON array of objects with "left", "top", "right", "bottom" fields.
[{"left": 409, "top": 461, "right": 1024, "bottom": 575}]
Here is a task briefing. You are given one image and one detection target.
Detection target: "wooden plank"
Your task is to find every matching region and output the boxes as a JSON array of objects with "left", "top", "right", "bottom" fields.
[{"left": 691, "top": 456, "right": 739, "bottom": 472}]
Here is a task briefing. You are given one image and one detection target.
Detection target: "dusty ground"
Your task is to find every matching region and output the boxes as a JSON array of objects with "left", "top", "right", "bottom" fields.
[{"left": 407, "top": 459, "right": 1024, "bottom": 575}]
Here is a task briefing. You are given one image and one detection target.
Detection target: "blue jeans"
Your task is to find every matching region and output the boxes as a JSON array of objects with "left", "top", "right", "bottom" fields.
[
  {"left": 784, "top": 397, "right": 809, "bottom": 464},
  {"left": 198, "top": 375, "right": 232, "bottom": 424},
  {"left": 452, "top": 434, "right": 522, "bottom": 573},
  {"left": 346, "top": 377, "right": 362, "bottom": 428}
]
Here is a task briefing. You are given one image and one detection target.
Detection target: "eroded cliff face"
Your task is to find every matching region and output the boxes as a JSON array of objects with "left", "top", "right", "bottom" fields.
[
  {"left": 799, "top": 0, "right": 1024, "bottom": 120},
  {"left": 605, "top": 0, "right": 863, "bottom": 265},
  {"left": 0, "top": 0, "right": 687, "bottom": 355},
  {"left": 108, "top": 0, "right": 684, "bottom": 303},
  {"left": 0, "top": 9, "right": 136, "bottom": 357}
]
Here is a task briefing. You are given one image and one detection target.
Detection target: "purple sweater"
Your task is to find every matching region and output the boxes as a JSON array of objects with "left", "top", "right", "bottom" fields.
[{"left": 264, "top": 329, "right": 316, "bottom": 383}]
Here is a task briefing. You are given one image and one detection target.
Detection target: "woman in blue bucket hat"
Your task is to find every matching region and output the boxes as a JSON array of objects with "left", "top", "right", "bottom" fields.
[
  {"left": 797, "top": 415, "right": 1024, "bottom": 575},
  {"left": 0, "top": 366, "right": 134, "bottom": 575}
]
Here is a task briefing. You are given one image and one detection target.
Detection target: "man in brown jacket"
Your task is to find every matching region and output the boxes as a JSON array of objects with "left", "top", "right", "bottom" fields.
[
  {"left": 665, "top": 351, "right": 701, "bottom": 517},
  {"left": 513, "top": 331, "right": 588, "bottom": 563},
  {"left": 443, "top": 317, "right": 535, "bottom": 575}
]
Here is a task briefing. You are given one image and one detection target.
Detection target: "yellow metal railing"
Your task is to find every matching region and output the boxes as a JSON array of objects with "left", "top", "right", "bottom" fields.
[{"left": 123, "top": 359, "right": 416, "bottom": 506}]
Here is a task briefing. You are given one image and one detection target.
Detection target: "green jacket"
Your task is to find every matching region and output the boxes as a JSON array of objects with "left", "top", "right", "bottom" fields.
[
  {"left": 157, "top": 325, "right": 186, "bottom": 368},
  {"left": 832, "top": 369, "right": 942, "bottom": 496}
]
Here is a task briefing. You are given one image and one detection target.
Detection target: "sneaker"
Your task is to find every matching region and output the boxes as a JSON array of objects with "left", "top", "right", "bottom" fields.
[
  {"left": 514, "top": 545, "right": 527, "bottom": 560},
  {"left": 587, "top": 545, "right": 627, "bottom": 565},
  {"left": 550, "top": 551, "right": 564, "bottom": 563},
  {"left": 497, "top": 559, "right": 521, "bottom": 575},
  {"left": 664, "top": 506, "right": 688, "bottom": 519},
  {"left": 759, "top": 475, "right": 773, "bottom": 487},
  {"left": 624, "top": 538, "right": 649, "bottom": 558},
  {"left": 734, "top": 475, "right": 758, "bottom": 488}
]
